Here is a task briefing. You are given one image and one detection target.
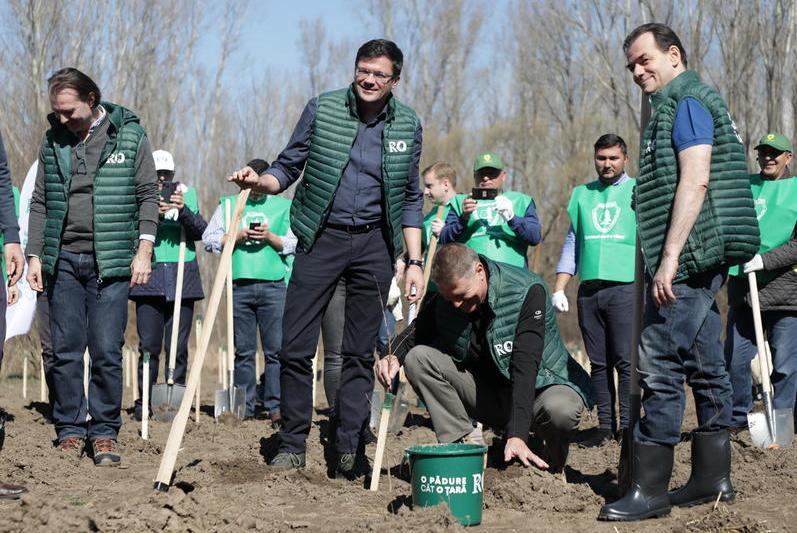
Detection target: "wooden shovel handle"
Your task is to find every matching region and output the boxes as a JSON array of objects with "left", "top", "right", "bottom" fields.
[
  {"left": 416, "top": 204, "right": 445, "bottom": 313},
  {"left": 166, "top": 228, "right": 187, "bottom": 384},
  {"left": 154, "top": 188, "right": 250, "bottom": 491},
  {"left": 748, "top": 272, "right": 773, "bottom": 393}
]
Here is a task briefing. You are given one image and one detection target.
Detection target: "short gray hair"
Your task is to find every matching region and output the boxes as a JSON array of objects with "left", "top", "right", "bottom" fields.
[{"left": 431, "top": 244, "right": 479, "bottom": 286}]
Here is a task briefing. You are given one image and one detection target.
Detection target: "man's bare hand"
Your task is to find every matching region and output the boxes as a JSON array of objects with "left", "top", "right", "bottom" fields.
[
  {"left": 404, "top": 263, "right": 425, "bottom": 304},
  {"left": 504, "top": 437, "right": 549, "bottom": 469},
  {"left": 130, "top": 240, "right": 153, "bottom": 287},
  {"left": 651, "top": 254, "right": 678, "bottom": 307},
  {"left": 169, "top": 190, "right": 185, "bottom": 210},
  {"left": 247, "top": 222, "right": 271, "bottom": 241},
  {"left": 4, "top": 243, "right": 24, "bottom": 285},
  {"left": 26, "top": 256, "right": 43, "bottom": 292},
  {"left": 461, "top": 194, "right": 477, "bottom": 221},
  {"left": 395, "top": 257, "right": 406, "bottom": 284},
  {"left": 227, "top": 166, "right": 259, "bottom": 189},
  {"left": 376, "top": 354, "right": 400, "bottom": 388},
  {"left": 431, "top": 218, "right": 444, "bottom": 237},
  {"left": 7, "top": 285, "right": 19, "bottom": 305}
]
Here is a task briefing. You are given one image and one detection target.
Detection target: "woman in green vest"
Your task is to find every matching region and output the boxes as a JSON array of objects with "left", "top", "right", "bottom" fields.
[{"left": 726, "top": 133, "right": 797, "bottom": 430}]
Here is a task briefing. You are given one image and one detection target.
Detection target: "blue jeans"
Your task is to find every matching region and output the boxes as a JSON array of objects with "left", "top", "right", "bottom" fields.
[
  {"left": 635, "top": 269, "right": 732, "bottom": 446},
  {"left": 376, "top": 307, "right": 397, "bottom": 358},
  {"left": 725, "top": 306, "right": 797, "bottom": 427},
  {"left": 48, "top": 250, "right": 129, "bottom": 440},
  {"left": 233, "top": 280, "right": 286, "bottom": 417}
]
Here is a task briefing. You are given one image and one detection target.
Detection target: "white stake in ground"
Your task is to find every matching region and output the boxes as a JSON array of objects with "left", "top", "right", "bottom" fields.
[
  {"left": 142, "top": 351, "right": 150, "bottom": 440},
  {"left": 22, "top": 357, "right": 28, "bottom": 399},
  {"left": 40, "top": 357, "right": 46, "bottom": 402}
]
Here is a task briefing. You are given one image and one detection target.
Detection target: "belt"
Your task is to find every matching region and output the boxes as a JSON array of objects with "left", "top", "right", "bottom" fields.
[
  {"left": 326, "top": 222, "right": 381, "bottom": 234},
  {"left": 580, "top": 279, "right": 632, "bottom": 291}
]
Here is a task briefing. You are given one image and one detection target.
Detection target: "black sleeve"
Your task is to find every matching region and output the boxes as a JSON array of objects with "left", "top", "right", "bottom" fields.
[
  {"left": 506, "top": 284, "right": 546, "bottom": 441},
  {"left": 0, "top": 132, "right": 20, "bottom": 243},
  {"left": 761, "top": 222, "right": 797, "bottom": 271},
  {"left": 178, "top": 201, "right": 209, "bottom": 242},
  {"left": 390, "top": 293, "right": 439, "bottom": 364}
]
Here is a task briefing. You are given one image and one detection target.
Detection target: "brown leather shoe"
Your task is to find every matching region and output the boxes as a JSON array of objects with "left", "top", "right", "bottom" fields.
[
  {"left": 0, "top": 483, "right": 27, "bottom": 500},
  {"left": 58, "top": 437, "right": 85, "bottom": 458}
]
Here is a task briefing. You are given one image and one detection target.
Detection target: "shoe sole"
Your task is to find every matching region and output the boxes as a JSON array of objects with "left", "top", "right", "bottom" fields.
[
  {"left": 597, "top": 507, "right": 671, "bottom": 521},
  {"left": 94, "top": 460, "right": 121, "bottom": 467},
  {"left": 670, "top": 492, "right": 735, "bottom": 508}
]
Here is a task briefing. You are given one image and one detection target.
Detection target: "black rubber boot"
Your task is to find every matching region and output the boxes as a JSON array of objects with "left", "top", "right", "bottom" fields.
[
  {"left": 598, "top": 441, "right": 673, "bottom": 521},
  {"left": 669, "top": 429, "right": 735, "bottom": 507}
]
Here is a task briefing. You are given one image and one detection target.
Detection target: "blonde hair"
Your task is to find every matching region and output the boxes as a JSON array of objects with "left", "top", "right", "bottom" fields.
[{"left": 422, "top": 161, "right": 457, "bottom": 188}]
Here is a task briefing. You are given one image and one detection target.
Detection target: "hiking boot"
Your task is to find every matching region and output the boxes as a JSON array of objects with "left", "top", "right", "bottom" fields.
[
  {"left": 668, "top": 429, "right": 735, "bottom": 507},
  {"left": 269, "top": 452, "right": 306, "bottom": 469},
  {"left": 58, "top": 437, "right": 85, "bottom": 458},
  {"left": 336, "top": 452, "right": 371, "bottom": 480},
  {"left": 92, "top": 438, "right": 121, "bottom": 467}
]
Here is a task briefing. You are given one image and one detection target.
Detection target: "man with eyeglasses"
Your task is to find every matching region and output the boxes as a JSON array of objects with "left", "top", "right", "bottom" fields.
[
  {"left": 228, "top": 39, "right": 423, "bottom": 478},
  {"left": 725, "top": 133, "right": 797, "bottom": 433},
  {"left": 26, "top": 68, "right": 159, "bottom": 467},
  {"left": 439, "top": 152, "right": 540, "bottom": 268}
]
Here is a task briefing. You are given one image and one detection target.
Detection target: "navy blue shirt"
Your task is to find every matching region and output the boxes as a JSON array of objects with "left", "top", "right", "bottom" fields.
[
  {"left": 672, "top": 97, "right": 714, "bottom": 152},
  {"left": 267, "top": 96, "right": 424, "bottom": 228}
]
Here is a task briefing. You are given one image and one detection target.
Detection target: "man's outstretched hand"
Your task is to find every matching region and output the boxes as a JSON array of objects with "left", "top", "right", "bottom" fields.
[
  {"left": 227, "top": 166, "right": 259, "bottom": 188},
  {"left": 504, "top": 437, "right": 549, "bottom": 470}
]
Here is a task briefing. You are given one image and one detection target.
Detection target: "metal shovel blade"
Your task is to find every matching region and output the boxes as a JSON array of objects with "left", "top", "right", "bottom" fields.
[
  {"left": 151, "top": 383, "right": 186, "bottom": 422},
  {"left": 748, "top": 408, "right": 794, "bottom": 449},
  {"left": 214, "top": 386, "right": 245, "bottom": 419}
]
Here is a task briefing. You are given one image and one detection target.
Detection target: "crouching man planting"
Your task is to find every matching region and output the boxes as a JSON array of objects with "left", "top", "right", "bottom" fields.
[{"left": 377, "top": 243, "right": 594, "bottom": 471}]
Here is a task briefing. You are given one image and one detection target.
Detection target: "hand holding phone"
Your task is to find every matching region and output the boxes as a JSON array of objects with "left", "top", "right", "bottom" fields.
[{"left": 471, "top": 187, "right": 498, "bottom": 200}]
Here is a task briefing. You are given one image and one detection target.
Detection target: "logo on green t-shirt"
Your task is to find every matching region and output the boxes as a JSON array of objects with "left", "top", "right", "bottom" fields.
[{"left": 591, "top": 201, "right": 622, "bottom": 234}]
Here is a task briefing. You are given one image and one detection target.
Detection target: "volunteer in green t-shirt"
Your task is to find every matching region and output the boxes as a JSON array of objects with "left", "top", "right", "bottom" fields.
[
  {"left": 439, "top": 152, "right": 540, "bottom": 268},
  {"left": 130, "top": 150, "right": 208, "bottom": 421},
  {"left": 202, "top": 159, "right": 296, "bottom": 426},
  {"left": 725, "top": 133, "right": 797, "bottom": 431},
  {"left": 553, "top": 134, "right": 636, "bottom": 448}
]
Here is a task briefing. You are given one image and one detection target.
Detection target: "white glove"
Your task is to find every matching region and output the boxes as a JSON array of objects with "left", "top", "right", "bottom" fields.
[
  {"left": 551, "top": 290, "right": 569, "bottom": 313},
  {"left": 494, "top": 195, "right": 515, "bottom": 223},
  {"left": 743, "top": 254, "right": 764, "bottom": 274}
]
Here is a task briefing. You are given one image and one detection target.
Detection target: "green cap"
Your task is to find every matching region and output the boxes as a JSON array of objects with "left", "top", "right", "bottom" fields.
[
  {"left": 755, "top": 132, "right": 793, "bottom": 153},
  {"left": 473, "top": 152, "right": 504, "bottom": 172}
]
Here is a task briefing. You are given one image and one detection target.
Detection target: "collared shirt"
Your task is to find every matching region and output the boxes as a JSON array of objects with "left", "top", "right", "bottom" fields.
[
  {"left": 556, "top": 172, "right": 631, "bottom": 276},
  {"left": 266, "top": 96, "right": 424, "bottom": 228}
]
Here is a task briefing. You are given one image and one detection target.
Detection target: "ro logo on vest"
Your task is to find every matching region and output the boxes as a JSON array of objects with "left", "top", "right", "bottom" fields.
[
  {"left": 493, "top": 340, "right": 513, "bottom": 356},
  {"left": 754, "top": 198, "right": 767, "bottom": 220},
  {"left": 592, "top": 201, "right": 621, "bottom": 233},
  {"left": 388, "top": 141, "right": 407, "bottom": 153},
  {"left": 107, "top": 152, "right": 126, "bottom": 164}
]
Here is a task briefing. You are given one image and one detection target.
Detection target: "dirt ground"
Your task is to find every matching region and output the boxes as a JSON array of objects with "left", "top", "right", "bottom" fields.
[{"left": 0, "top": 367, "right": 795, "bottom": 533}]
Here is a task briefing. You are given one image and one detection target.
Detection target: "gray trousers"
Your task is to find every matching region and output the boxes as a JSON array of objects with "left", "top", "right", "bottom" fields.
[{"left": 404, "top": 345, "right": 585, "bottom": 469}]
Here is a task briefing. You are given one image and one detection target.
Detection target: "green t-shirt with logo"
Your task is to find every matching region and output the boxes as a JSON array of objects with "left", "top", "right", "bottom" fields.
[
  {"left": 450, "top": 190, "right": 533, "bottom": 267},
  {"left": 221, "top": 194, "right": 293, "bottom": 282},
  {"left": 729, "top": 174, "right": 797, "bottom": 282},
  {"left": 153, "top": 185, "right": 199, "bottom": 263},
  {"left": 566, "top": 178, "right": 636, "bottom": 282}
]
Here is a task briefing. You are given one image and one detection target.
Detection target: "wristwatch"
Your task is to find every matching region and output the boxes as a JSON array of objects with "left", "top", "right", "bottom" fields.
[{"left": 407, "top": 259, "right": 424, "bottom": 269}]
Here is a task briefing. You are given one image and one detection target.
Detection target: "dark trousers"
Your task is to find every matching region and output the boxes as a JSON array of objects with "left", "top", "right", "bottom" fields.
[
  {"left": 37, "top": 294, "right": 56, "bottom": 410},
  {"left": 232, "top": 280, "right": 286, "bottom": 417},
  {"left": 576, "top": 281, "right": 633, "bottom": 432},
  {"left": 134, "top": 297, "right": 195, "bottom": 417},
  {"left": 321, "top": 280, "right": 346, "bottom": 412},
  {"left": 48, "top": 250, "right": 129, "bottom": 441},
  {"left": 280, "top": 227, "right": 392, "bottom": 454}
]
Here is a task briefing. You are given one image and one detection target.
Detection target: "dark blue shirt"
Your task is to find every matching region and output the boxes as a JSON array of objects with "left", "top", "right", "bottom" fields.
[
  {"left": 672, "top": 97, "right": 714, "bottom": 152},
  {"left": 267, "top": 96, "right": 424, "bottom": 228}
]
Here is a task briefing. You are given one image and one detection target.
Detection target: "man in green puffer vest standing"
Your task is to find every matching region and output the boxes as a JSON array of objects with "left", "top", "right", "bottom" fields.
[
  {"left": 377, "top": 244, "right": 593, "bottom": 473},
  {"left": 228, "top": 40, "right": 424, "bottom": 477},
  {"left": 26, "top": 68, "right": 159, "bottom": 467},
  {"left": 439, "top": 152, "right": 540, "bottom": 268},
  {"left": 599, "top": 25, "right": 760, "bottom": 521}
]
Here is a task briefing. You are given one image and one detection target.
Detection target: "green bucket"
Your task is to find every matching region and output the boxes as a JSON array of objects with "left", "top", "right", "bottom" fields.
[{"left": 406, "top": 443, "right": 488, "bottom": 526}]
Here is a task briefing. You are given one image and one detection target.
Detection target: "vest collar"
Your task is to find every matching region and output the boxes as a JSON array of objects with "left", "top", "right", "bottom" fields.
[
  {"left": 345, "top": 84, "right": 396, "bottom": 122},
  {"left": 650, "top": 69, "right": 699, "bottom": 109}
]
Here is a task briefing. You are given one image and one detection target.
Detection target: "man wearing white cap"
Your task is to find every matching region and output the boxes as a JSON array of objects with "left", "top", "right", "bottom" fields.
[{"left": 130, "top": 149, "right": 207, "bottom": 420}]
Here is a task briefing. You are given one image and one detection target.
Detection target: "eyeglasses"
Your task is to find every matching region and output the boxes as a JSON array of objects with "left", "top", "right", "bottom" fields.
[{"left": 355, "top": 68, "right": 394, "bottom": 83}]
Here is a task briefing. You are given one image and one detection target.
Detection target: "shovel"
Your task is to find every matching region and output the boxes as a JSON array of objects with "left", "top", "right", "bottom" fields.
[
  {"left": 151, "top": 229, "right": 188, "bottom": 422},
  {"left": 746, "top": 272, "right": 794, "bottom": 448},
  {"left": 215, "top": 199, "right": 245, "bottom": 419}
]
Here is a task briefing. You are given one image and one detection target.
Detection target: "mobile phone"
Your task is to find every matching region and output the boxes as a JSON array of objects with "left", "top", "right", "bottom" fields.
[
  {"left": 249, "top": 222, "right": 260, "bottom": 230},
  {"left": 472, "top": 187, "right": 498, "bottom": 200},
  {"left": 160, "top": 181, "right": 178, "bottom": 202}
]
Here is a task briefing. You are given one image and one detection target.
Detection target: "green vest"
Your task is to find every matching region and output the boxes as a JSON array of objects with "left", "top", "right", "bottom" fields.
[
  {"left": 39, "top": 101, "right": 146, "bottom": 280},
  {"left": 290, "top": 87, "right": 419, "bottom": 258},
  {"left": 566, "top": 178, "right": 636, "bottom": 282},
  {"left": 1, "top": 187, "right": 20, "bottom": 285},
  {"left": 222, "top": 194, "right": 293, "bottom": 282},
  {"left": 637, "top": 70, "right": 759, "bottom": 281},
  {"left": 153, "top": 186, "right": 198, "bottom": 263},
  {"left": 729, "top": 174, "right": 797, "bottom": 282},
  {"left": 450, "top": 191, "right": 534, "bottom": 267},
  {"left": 430, "top": 258, "right": 594, "bottom": 407}
]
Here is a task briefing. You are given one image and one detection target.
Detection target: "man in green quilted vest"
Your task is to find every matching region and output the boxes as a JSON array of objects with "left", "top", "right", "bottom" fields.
[
  {"left": 377, "top": 244, "right": 592, "bottom": 473},
  {"left": 229, "top": 39, "right": 424, "bottom": 477},
  {"left": 725, "top": 133, "right": 797, "bottom": 432},
  {"left": 25, "top": 68, "right": 159, "bottom": 467},
  {"left": 129, "top": 150, "right": 207, "bottom": 422},
  {"left": 599, "top": 24, "right": 759, "bottom": 521},
  {"left": 553, "top": 134, "right": 636, "bottom": 448},
  {"left": 439, "top": 152, "right": 540, "bottom": 268},
  {"left": 203, "top": 159, "right": 296, "bottom": 425}
]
